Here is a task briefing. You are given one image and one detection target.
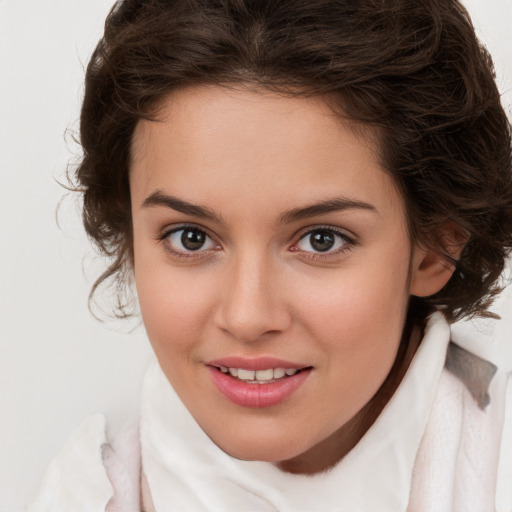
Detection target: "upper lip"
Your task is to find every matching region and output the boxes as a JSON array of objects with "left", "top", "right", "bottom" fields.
[{"left": 206, "top": 356, "right": 310, "bottom": 371}]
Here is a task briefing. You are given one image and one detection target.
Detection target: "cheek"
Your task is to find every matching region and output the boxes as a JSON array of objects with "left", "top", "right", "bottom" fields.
[
  {"left": 298, "top": 270, "right": 409, "bottom": 416},
  {"left": 292, "top": 252, "right": 411, "bottom": 372},
  {"left": 135, "top": 261, "right": 216, "bottom": 358},
  {"left": 295, "top": 258, "right": 410, "bottom": 332}
]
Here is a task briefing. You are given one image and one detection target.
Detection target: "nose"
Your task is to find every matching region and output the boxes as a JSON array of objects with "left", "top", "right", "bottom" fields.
[{"left": 213, "top": 252, "right": 291, "bottom": 342}]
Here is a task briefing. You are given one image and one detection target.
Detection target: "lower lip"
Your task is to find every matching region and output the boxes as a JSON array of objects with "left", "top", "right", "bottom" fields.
[{"left": 207, "top": 367, "right": 311, "bottom": 408}]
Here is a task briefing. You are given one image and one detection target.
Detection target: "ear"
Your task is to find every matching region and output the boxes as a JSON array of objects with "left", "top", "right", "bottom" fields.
[{"left": 410, "top": 222, "right": 468, "bottom": 298}]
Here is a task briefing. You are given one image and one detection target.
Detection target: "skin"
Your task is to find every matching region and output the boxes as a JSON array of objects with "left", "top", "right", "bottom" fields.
[{"left": 129, "top": 85, "right": 455, "bottom": 474}]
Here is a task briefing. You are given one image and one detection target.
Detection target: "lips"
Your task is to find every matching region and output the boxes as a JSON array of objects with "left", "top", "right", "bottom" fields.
[{"left": 206, "top": 357, "right": 312, "bottom": 408}]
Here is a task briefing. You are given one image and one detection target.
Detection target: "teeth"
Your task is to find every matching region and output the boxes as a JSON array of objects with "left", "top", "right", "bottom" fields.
[
  {"left": 220, "top": 366, "right": 300, "bottom": 382},
  {"left": 255, "top": 369, "right": 274, "bottom": 381},
  {"left": 273, "top": 368, "right": 286, "bottom": 379},
  {"left": 237, "top": 369, "right": 255, "bottom": 380}
]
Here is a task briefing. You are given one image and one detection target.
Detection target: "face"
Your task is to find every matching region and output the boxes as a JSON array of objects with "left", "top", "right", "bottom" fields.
[{"left": 130, "top": 85, "right": 424, "bottom": 474}]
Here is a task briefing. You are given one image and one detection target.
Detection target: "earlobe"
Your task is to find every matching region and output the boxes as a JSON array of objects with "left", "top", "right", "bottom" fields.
[{"left": 410, "top": 222, "right": 468, "bottom": 298}]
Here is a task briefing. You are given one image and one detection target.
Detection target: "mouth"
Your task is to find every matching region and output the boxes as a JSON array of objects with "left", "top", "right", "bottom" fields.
[
  {"left": 206, "top": 358, "right": 313, "bottom": 408},
  {"left": 211, "top": 365, "right": 310, "bottom": 384}
]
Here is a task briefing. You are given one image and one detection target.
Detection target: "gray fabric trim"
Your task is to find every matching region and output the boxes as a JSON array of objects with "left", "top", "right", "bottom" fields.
[{"left": 445, "top": 342, "right": 497, "bottom": 410}]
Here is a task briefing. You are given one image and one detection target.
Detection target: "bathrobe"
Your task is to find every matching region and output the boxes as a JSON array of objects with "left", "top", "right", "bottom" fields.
[{"left": 27, "top": 313, "right": 512, "bottom": 512}]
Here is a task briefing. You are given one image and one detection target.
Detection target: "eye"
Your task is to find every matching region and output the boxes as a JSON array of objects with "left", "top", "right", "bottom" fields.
[
  {"left": 164, "top": 226, "right": 218, "bottom": 253},
  {"left": 295, "top": 228, "right": 352, "bottom": 254}
]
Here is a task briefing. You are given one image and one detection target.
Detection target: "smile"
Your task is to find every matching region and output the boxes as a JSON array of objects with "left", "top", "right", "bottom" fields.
[
  {"left": 216, "top": 366, "right": 301, "bottom": 383},
  {"left": 206, "top": 358, "right": 312, "bottom": 408}
]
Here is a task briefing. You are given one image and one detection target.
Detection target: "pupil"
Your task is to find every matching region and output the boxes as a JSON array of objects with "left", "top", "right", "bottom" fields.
[
  {"left": 311, "top": 230, "right": 335, "bottom": 252},
  {"left": 181, "top": 229, "right": 205, "bottom": 251}
]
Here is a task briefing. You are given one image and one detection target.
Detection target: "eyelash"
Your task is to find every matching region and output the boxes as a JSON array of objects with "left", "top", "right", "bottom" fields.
[
  {"left": 159, "top": 224, "right": 220, "bottom": 260},
  {"left": 292, "top": 226, "right": 356, "bottom": 260},
  {"left": 158, "top": 224, "right": 356, "bottom": 261}
]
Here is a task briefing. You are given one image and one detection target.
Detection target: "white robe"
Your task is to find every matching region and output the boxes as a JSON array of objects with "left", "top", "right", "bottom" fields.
[{"left": 27, "top": 313, "right": 512, "bottom": 512}]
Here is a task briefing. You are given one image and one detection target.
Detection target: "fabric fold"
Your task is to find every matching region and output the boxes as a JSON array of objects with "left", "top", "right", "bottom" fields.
[{"left": 26, "top": 414, "right": 114, "bottom": 512}]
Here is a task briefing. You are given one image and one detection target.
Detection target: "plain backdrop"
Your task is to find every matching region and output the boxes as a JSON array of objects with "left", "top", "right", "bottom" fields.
[{"left": 0, "top": 1, "right": 511, "bottom": 511}]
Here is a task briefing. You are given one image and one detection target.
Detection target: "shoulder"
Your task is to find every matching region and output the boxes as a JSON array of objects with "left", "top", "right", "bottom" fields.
[
  {"left": 410, "top": 340, "right": 512, "bottom": 512},
  {"left": 27, "top": 414, "right": 141, "bottom": 512},
  {"left": 446, "top": 350, "right": 512, "bottom": 512}
]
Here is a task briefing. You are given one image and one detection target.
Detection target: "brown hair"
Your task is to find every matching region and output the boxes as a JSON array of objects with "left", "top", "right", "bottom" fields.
[{"left": 76, "top": 0, "right": 512, "bottom": 321}]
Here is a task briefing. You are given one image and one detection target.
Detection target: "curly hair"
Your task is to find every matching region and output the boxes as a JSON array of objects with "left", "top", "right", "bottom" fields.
[{"left": 76, "top": 0, "right": 512, "bottom": 321}]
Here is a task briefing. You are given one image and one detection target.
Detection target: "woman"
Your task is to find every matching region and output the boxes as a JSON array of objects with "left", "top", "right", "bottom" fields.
[{"left": 28, "top": 0, "right": 512, "bottom": 510}]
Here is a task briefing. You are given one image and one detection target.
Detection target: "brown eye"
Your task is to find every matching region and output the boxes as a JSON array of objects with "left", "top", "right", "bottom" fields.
[
  {"left": 165, "top": 227, "right": 217, "bottom": 253},
  {"left": 297, "top": 228, "right": 350, "bottom": 254},
  {"left": 309, "top": 230, "right": 335, "bottom": 252},
  {"left": 181, "top": 228, "right": 206, "bottom": 250}
]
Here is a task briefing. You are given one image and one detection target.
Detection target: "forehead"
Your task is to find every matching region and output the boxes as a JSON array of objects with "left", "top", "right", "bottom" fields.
[{"left": 129, "top": 85, "right": 402, "bottom": 220}]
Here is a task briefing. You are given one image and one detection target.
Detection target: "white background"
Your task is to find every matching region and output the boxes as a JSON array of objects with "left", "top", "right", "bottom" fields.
[{"left": 0, "top": 1, "right": 511, "bottom": 511}]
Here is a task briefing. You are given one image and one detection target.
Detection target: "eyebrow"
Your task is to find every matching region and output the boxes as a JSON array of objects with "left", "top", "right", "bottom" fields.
[
  {"left": 142, "top": 191, "right": 223, "bottom": 223},
  {"left": 142, "top": 191, "right": 377, "bottom": 224},
  {"left": 279, "top": 197, "right": 378, "bottom": 224}
]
